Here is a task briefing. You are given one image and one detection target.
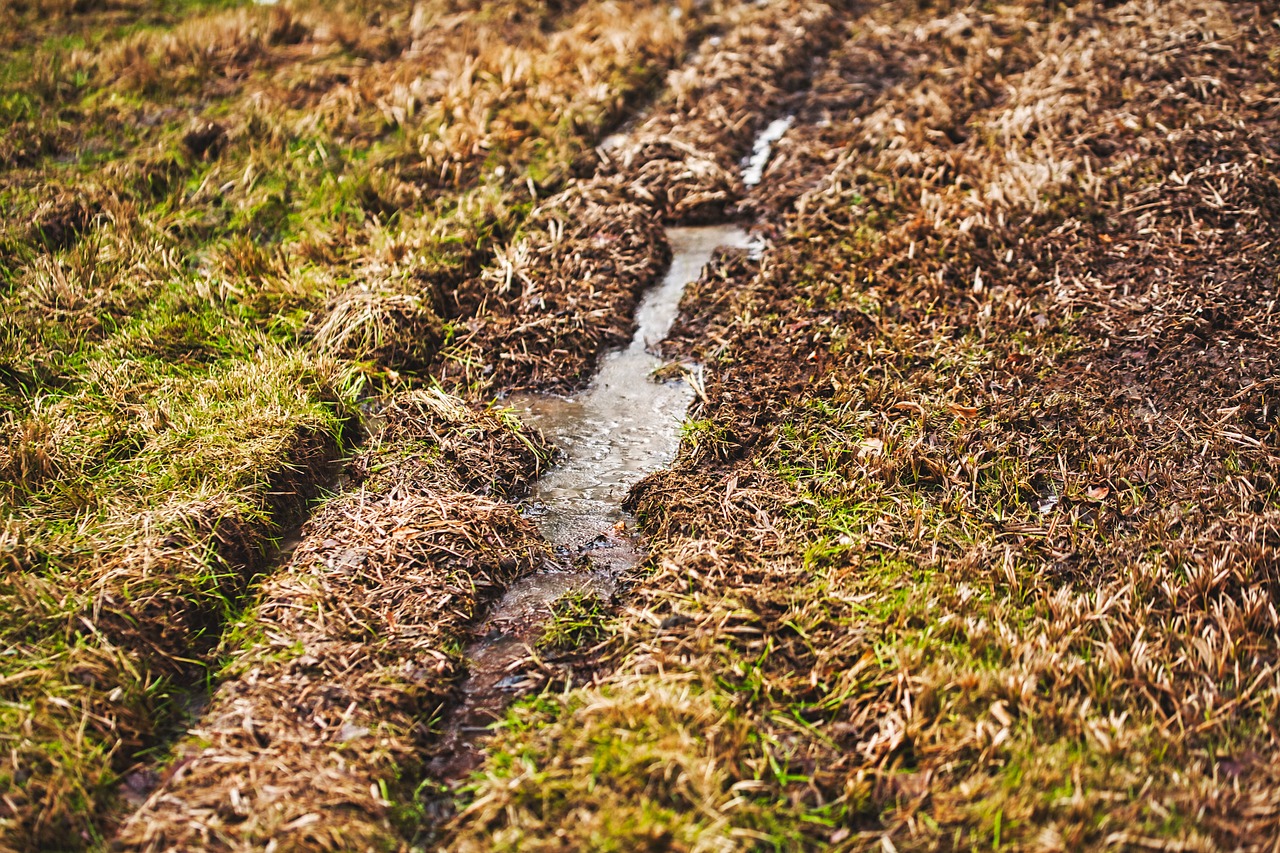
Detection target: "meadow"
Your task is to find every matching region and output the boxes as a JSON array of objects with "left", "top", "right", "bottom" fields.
[{"left": 2, "top": 1, "right": 1278, "bottom": 850}]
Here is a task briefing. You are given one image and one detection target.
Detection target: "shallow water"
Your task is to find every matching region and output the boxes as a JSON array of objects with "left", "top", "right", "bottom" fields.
[
  {"left": 481, "top": 224, "right": 750, "bottom": 631},
  {"left": 516, "top": 226, "right": 752, "bottom": 543},
  {"left": 495, "top": 225, "right": 752, "bottom": 608},
  {"left": 430, "top": 225, "right": 751, "bottom": 779}
]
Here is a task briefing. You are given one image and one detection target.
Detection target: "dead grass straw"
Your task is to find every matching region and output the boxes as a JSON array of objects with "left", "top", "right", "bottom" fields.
[{"left": 116, "top": 389, "right": 550, "bottom": 851}]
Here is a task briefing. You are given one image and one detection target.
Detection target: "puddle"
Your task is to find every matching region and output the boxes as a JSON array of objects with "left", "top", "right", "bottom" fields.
[
  {"left": 516, "top": 225, "right": 752, "bottom": 546},
  {"left": 429, "top": 111, "right": 795, "bottom": 784},
  {"left": 429, "top": 225, "right": 750, "bottom": 781}
]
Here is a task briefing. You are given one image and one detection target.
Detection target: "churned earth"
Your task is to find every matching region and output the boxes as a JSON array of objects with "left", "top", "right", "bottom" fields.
[{"left": 2, "top": 1, "right": 1279, "bottom": 851}]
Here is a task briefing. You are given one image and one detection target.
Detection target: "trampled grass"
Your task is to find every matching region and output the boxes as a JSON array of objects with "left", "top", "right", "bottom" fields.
[
  {"left": 5, "top": 0, "right": 1279, "bottom": 849},
  {"left": 0, "top": 0, "right": 712, "bottom": 846}
]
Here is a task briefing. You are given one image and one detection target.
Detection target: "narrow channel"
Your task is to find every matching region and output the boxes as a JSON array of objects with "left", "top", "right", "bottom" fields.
[
  {"left": 511, "top": 225, "right": 753, "bottom": 592},
  {"left": 430, "top": 116, "right": 792, "bottom": 783},
  {"left": 427, "top": 226, "right": 751, "bottom": 781}
]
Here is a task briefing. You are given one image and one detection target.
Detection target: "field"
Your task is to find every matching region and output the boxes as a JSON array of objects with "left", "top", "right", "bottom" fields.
[{"left": 1, "top": 0, "right": 1279, "bottom": 850}]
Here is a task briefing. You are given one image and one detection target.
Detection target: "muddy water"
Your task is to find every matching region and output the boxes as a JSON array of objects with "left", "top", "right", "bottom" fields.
[
  {"left": 520, "top": 227, "right": 752, "bottom": 543},
  {"left": 430, "top": 226, "right": 751, "bottom": 780},
  {"left": 504, "top": 225, "right": 750, "bottom": 602}
]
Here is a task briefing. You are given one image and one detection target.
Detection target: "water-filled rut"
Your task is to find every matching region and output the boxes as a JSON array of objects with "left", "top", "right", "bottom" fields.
[
  {"left": 430, "top": 225, "right": 752, "bottom": 778},
  {"left": 514, "top": 225, "right": 753, "bottom": 580}
]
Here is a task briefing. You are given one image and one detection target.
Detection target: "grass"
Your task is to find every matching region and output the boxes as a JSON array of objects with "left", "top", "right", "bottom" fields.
[
  {"left": 0, "top": 0, "right": 711, "bottom": 846},
  {"left": 537, "top": 589, "right": 611, "bottom": 652},
  {"left": 115, "top": 389, "right": 555, "bottom": 851},
  {"left": 445, "top": 1, "right": 1280, "bottom": 850},
  {"left": 6, "top": 0, "right": 1276, "bottom": 848}
]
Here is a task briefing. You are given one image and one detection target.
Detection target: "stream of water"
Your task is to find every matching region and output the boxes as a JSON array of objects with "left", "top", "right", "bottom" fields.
[
  {"left": 429, "top": 226, "right": 751, "bottom": 779},
  {"left": 433, "top": 116, "right": 793, "bottom": 781},
  {"left": 507, "top": 225, "right": 753, "bottom": 595}
]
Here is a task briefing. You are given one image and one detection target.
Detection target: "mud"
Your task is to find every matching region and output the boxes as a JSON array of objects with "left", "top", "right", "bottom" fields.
[
  {"left": 516, "top": 225, "right": 754, "bottom": 547},
  {"left": 448, "top": 3, "right": 1280, "bottom": 849},
  {"left": 0, "top": 2, "right": 854, "bottom": 849},
  {"left": 423, "top": 10, "right": 819, "bottom": 776}
]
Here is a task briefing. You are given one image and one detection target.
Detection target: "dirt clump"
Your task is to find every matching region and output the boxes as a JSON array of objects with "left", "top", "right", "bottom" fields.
[
  {"left": 116, "top": 390, "right": 551, "bottom": 851},
  {"left": 309, "top": 283, "right": 445, "bottom": 374},
  {"left": 29, "top": 195, "right": 98, "bottom": 251},
  {"left": 179, "top": 120, "right": 225, "bottom": 160},
  {"left": 442, "top": 181, "right": 670, "bottom": 391},
  {"left": 602, "top": 1, "right": 844, "bottom": 222}
]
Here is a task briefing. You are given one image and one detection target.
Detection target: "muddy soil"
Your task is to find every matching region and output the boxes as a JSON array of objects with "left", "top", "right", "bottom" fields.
[{"left": 445, "top": 2, "right": 1280, "bottom": 851}]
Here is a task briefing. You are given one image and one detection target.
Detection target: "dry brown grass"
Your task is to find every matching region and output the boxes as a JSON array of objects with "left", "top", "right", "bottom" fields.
[
  {"left": 440, "top": 180, "right": 671, "bottom": 391},
  {"left": 310, "top": 283, "right": 445, "bottom": 372},
  {"left": 11, "top": 0, "right": 1276, "bottom": 847},
  {"left": 0, "top": 352, "right": 347, "bottom": 850},
  {"left": 116, "top": 390, "right": 551, "bottom": 852},
  {"left": 447, "top": 1, "right": 1280, "bottom": 849},
  {"left": 604, "top": 0, "right": 842, "bottom": 222}
]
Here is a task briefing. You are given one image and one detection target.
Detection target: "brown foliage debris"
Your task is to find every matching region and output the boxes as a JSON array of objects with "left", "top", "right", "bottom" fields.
[
  {"left": 439, "top": 1, "right": 848, "bottom": 394},
  {"left": 117, "top": 391, "right": 550, "bottom": 851}
]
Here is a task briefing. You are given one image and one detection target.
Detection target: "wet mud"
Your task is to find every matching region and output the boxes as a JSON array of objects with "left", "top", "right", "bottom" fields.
[{"left": 445, "top": 3, "right": 1280, "bottom": 849}]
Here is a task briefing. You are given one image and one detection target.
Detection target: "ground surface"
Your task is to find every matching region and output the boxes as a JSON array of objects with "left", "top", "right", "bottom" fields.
[{"left": 1, "top": 1, "right": 1279, "bottom": 851}]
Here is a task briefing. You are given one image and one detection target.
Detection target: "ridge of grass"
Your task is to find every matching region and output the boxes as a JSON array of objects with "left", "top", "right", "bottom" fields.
[{"left": 0, "top": 0, "right": 712, "bottom": 845}]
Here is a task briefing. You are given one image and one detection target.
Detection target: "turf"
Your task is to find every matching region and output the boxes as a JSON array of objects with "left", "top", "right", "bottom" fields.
[{"left": 4, "top": 0, "right": 1279, "bottom": 850}]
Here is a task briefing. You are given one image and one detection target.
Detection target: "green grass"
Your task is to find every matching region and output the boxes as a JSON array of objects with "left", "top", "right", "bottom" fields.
[
  {"left": 0, "top": 0, "right": 702, "bottom": 845},
  {"left": 537, "top": 589, "right": 611, "bottom": 652}
]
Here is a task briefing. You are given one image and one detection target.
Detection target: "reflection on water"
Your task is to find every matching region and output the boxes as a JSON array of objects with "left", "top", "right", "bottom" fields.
[
  {"left": 493, "top": 225, "right": 753, "bottom": 613},
  {"left": 435, "top": 226, "right": 751, "bottom": 780},
  {"left": 513, "top": 224, "right": 752, "bottom": 551},
  {"left": 742, "top": 115, "right": 794, "bottom": 187}
]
